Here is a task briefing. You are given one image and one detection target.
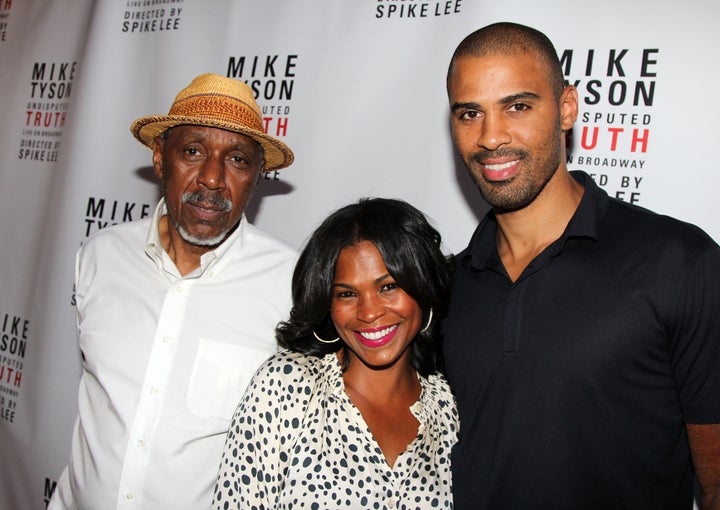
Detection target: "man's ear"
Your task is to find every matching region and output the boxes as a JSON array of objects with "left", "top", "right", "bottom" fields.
[
  {"left": 151, "top": 137, "right": 164, "bottom": 180},
  {"left": 559, "top": 85, "right": 579, "bottom": 131}
]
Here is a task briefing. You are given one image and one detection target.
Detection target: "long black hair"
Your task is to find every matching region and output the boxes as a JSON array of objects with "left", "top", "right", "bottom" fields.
[{"left": 276, "top": 197, "right": 453, "bottom": 377}]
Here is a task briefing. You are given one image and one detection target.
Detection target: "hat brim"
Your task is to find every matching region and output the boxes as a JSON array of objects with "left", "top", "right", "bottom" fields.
[{"left": 130, "top": 115, "right": 294, "bottom": 171}]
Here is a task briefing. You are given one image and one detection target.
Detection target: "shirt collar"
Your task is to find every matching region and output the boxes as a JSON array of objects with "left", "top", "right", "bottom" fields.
[
  {"left": 321, "top": 352, "right": 434, "bottom": 424},
  {"left": 468, "top": 171, "right": 609, "bottom": 270},
  {"left": 561, "top": 170, "right": 608, "bottom": 244},
  {"left": 144, "top": 198, "right": 248, "bottom": 278}
]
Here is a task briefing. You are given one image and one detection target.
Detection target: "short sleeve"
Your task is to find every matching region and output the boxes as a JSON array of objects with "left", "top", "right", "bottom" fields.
[{"left": 670, "top": 244, "right": 720, "bottom": 423}]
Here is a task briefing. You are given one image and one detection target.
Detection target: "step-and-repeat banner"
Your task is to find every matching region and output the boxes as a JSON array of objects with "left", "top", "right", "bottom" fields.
[{"left": 1, "top": 0, "right": 718, "bottom": 507}]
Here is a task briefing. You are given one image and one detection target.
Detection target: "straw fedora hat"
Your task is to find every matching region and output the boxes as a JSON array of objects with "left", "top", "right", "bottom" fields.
[{"left": 130, "top": 73, "right": 294, "bottom": 171}]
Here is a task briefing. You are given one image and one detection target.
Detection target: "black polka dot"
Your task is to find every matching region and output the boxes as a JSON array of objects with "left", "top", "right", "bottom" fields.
[{"left": 213, "top": 351, "right": 458, "bottom": 508}]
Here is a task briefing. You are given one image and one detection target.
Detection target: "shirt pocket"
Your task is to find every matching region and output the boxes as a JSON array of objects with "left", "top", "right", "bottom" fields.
[{"left": 187, "top": 337, "right": 274, "bottom": 421}]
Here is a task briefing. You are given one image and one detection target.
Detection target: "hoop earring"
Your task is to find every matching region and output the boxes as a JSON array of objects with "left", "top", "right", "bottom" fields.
[
  {"left": 313, "top": 330, "right": 340, "bottom": 344},
  {"left": 420, "top": 308, "right": 433, "bottom": 333}
]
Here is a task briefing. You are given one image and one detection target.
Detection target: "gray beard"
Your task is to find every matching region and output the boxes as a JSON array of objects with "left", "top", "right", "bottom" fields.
[
  {"left": 173, "top": 190, "right": 234, "bottom": 247},
  {"left": 175, "top": 222, "right": 230, "bottom": 247}
]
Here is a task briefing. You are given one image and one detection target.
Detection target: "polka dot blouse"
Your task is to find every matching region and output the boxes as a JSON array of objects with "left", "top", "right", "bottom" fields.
[{"left": 213, "top": 350, "right": 458, "bottom": 509}]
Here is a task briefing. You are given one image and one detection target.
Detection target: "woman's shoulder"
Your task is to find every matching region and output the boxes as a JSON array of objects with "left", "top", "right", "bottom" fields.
[
  {"left": 249, "top": 350, "right": 337, "bottom": 394},
  {"left": 422, "top": 372, "right": 454, "bottom": 400},
  {"left": 420, "top": 373, "right": 459, "bottom": 426},
  {"left": 241, "top": 351, "right": 340, "bottom": 421},
  {"left": 254, "top": 350, "right": 321, "bottom": 379}
]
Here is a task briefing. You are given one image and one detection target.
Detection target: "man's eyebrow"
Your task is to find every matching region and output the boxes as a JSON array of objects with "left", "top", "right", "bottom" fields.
[
  {"left": 499, "top": 91, "right": 541, "bottom": 104},
  {"left": 451, "top": 102, "right": 480, "bottom": 113},
  {"left": 451, "top": 92, "right": 542, "bottom": 113}
]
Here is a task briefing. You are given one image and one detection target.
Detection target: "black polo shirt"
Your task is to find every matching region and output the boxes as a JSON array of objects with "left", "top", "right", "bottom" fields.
[{"left": 443, "top": 171, "right": 720, "bottom": 510}]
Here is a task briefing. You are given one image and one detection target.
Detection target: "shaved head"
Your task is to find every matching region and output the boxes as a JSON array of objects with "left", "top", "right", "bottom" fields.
[{"left": 447, "top": 22, "right": 566, "bottom": 100}]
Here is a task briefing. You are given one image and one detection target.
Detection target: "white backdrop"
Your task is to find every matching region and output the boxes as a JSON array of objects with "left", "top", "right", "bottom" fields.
[{"left": 1, "top": 0, "right": 718, "bottom": 507}]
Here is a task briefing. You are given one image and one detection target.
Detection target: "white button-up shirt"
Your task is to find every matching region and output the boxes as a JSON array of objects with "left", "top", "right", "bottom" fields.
[{"left": 50, "top": 200, "right": 295, "bottom": 510}]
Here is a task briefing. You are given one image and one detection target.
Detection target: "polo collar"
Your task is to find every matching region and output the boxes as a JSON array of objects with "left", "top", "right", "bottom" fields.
[{"left": 468, "top": 171, "right": 609, "bottom": 271}]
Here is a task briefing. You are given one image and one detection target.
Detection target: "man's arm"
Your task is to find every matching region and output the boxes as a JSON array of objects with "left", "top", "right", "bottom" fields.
[{"left": 687, "top": 423, "right": 720, "bottom": 510}]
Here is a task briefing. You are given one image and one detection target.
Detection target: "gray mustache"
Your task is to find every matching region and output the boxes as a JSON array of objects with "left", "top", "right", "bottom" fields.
[{"left": 181, "top": 191, "right": 232, "bottom": 212}]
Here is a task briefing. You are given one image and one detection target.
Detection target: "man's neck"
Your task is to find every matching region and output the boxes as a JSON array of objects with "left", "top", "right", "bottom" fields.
[
  {"left": 157, "top": 215, "right": 214, "bottom": 276},
  {"left": 494, "top": 169, "right": 584, "bottom": 282}
]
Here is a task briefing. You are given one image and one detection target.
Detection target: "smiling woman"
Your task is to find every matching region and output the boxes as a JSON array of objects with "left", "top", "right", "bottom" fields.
[
  {"left": 331, "top": 240, "right": 423, "bottom": 375},
  {"left": 213, "top": 197, "right": 459, "bottom": 510}
]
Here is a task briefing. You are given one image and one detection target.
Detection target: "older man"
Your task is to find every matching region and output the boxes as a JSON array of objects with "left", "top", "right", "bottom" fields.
[{"left": 50, "top": 74, "right": 296, "bottom": 509}]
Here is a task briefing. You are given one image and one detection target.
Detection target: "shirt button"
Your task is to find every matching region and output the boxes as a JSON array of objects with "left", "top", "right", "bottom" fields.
[
  {"left": 387, "top": 497, "right": 396, "bottom": 508},
  {"left": 126, "top": 492, "right": 134, "bottom": 500},
  {"left": 175, "top": 285, "right": 182, "bottom": 293},
  {"left": 150, "top": 387, "right": 159, "bottom": 395},
  {"left": 136, "top": 439, "right": 145, "bottom": 447},
  {"left": 162, "top": 336, "right": 171, "bottom": 343}
]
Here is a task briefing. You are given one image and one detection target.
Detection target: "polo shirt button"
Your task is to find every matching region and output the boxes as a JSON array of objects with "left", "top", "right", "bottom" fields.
[{"left": 126, "top": 492, "right": 134, "bottom": 500}]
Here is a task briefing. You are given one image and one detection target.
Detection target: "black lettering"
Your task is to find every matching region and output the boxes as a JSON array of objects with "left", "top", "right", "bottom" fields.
[
  {"left": 10, "top": 317, "right": 20, "bottom": 336},
  {"left": 31, "top": 62, "right": 46, "bottom": 81},
  {"left": 44, "top": 478, "right": 57, "bottom": 500},
  {"left": 226, "top": 56, "right": 246, "bottom": 78},
  {"left": 633, "top": 80, "right": 655, "bottom": 106},
  {"left": 608, "top": 81, "right": 627, "bottom": 106},
  {"left": 57, "top": 62, "right": 68, "bottom": 80},
  {"left": 86, "top": 197, "right": 105, "bottom": 217},
  {"left": 640, "top": 49, "right": 659, "bottom": 77},
  {"left": 585, "top": 49, "right": 594, "bottom": 76},
  {"left": 264, "top": 55, "right": 278, "bottom": 77},
  {"left": 606, "top": 49, "right": 628, "bottom": 77},
  {"left": 559, "top": 50, "right": 572, "bottom": 76},
  {"left": 280, "top": 80, "right": 293, "bottom": 100},
  {"left": 584, "top": 80, "right": 602, "bottom": 105},
  {"left": 284, "top": 55, "right": 297, "bottom": 77},
  {"left": 123, "top": 203, "right": 135, "bottom": 221}
]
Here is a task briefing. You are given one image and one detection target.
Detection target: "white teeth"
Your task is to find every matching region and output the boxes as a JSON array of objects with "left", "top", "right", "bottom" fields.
[
  {"left": 359, "top": 325, "right": 397, "bottom": 341},
  {"left": 484, "top": 160, "right": 517, "bottom": 171}
]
